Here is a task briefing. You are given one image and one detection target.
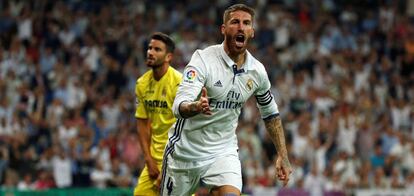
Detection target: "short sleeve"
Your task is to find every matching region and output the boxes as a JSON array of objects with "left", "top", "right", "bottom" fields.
[
  {"left": 254, "top": 69, "right": 279, "bottom": 120},
  {"left": 172, "top": 50, "right": 207, "bottom": 118},
  {"left": 135, "top": 81, "right": 148, "bottom": 119}
]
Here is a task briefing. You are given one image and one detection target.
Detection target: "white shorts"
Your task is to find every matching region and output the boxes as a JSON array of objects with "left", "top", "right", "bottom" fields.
[{"left": 160, "top": 153, "right": 242, "bottom": 196}]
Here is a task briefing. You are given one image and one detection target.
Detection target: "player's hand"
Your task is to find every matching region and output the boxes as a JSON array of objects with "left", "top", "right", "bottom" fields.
[
  {"left": 197, "top": 87, "right": 212, "bottom": 115},
  {"left": 147, "top": 158, "right": 160, "bottom": 179},
  {"left": 275, "top": 155, "right": 292, "bottom": 186},
  {"left": 154, "top": 173, "right": 162, "bottom": 190}
]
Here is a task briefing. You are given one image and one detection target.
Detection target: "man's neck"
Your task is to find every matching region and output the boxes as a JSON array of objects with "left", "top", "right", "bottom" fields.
[
  {"left": 229, "top": 52, "right": 246, "bottom": 69},
  {"left": 152, "top": 64, "right": 169, "bottom": 81},
  {"left": 224, "top": 44, "right": 246, "bottom": 69}
]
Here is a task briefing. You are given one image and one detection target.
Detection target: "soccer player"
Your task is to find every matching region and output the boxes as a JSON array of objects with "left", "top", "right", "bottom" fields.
[
  {"left": 160, "top": 4, "right": 292, "bottom": 196},
  {"left": 134, "top": 32, "right": 182, "bottom": 196}
]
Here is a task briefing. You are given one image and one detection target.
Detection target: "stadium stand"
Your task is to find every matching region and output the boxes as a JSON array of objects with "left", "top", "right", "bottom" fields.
[{"left": 0, "top": 0, "right": 413, "bottom": 195}]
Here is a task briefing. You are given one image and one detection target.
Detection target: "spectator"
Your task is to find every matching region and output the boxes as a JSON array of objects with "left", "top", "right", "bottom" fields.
[
  {"left": 90, "top": 161, "right": 112, "bottom": 189},
  {"left": 303, "top": 164, "right": 325, "bottom": 196},
  {"left": 17, "top": 173, "right": 34, "bottom": 190},
  {"left": 371, "top": 144, "right": 386, "bottom": 169},
  {"left": 371, "top": 167, "right": 388, "bottom": 188},
  {"left": 51, "top": 145, "right": 72, "bottom": 188},
  {"left": 2, "top": 169, "right": 19, "bottom": 190},
  {"left": 0, "top": 0, "right": 413, "bottom": 194},
  {"left": 108, "top": 157, "right": 131, "bottom": 187},
  {"left": 72, "top": 148, "right": 93, "bottom": 187},
  {"left": 32, "top": 169, "right": 55, "bottom": 190},
  {"left": 324, "top": 171, "right": 344, "bottom": 192}
]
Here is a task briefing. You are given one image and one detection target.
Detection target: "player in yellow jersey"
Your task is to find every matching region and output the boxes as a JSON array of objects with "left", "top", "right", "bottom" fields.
[{"left": 134, "top": 32, "right": 182, "bottom": 196}]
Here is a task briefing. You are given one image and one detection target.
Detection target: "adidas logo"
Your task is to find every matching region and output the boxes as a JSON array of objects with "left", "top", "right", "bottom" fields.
[{"left": 214, "top": 80, "right": 223, "bottom": 87}]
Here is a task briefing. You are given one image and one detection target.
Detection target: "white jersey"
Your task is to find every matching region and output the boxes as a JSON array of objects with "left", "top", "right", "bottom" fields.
[{"left": 166, "top": 43, "right": 279, "bottom": 163}]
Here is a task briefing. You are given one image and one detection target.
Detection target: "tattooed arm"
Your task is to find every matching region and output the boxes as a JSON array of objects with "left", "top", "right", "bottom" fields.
[
  {"left": 264, "top": 115, "right": 292, "bottom": 186},
  {"left": 179, "top": 87, "right": 212, "bottom": 118}
]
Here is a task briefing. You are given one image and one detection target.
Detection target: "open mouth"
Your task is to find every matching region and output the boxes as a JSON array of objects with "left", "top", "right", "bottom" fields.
[{"left": 235, "top": 34, "right": 245, "bottom": 48}]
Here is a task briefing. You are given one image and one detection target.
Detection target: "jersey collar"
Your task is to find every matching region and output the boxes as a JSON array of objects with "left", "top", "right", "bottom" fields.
[
  {"left": 219, "top": 43, "right": 253, "bottom": 71},
  {"left": 152, "top": 66, "right": 171, "bottom": 82}
]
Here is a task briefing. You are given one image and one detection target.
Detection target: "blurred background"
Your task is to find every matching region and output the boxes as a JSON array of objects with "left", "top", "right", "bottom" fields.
[{"left": 0, "top": 0, "right": 413, "bottom": 195}]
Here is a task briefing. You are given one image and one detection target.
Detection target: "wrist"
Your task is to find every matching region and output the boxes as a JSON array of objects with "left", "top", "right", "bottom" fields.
[
  {"left": 189, "top": 101, "right": 201, "bottom": 113},
  {"left": 277, "top": 153, "right": 288, "bottom": 159},
  {"left": 179, "top": 101, "right": 201, "bottom": 118}
]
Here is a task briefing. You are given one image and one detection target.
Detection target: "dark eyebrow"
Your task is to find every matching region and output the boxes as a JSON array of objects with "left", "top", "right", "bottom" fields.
[
  {"left": 148, "top": 44, "right": 163, "bottom": 51},
  {"left": 229, "top": 18, "right": 252, "bottom": 23}
]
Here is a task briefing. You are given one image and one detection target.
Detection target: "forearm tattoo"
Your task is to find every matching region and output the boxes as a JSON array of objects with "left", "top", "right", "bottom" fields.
[
  {"left": 180, "top": 101, "right": 200, "bottom": 118},
  {"left": 264, "top": 116, "right": 289, "bottom": 160}
]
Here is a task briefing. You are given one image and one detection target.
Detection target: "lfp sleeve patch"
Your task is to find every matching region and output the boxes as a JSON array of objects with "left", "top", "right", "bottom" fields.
[{"left": 184, "top": 69, "right": 197, "bottom": 83}]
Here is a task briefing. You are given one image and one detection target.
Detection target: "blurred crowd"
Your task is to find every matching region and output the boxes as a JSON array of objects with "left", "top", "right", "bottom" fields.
[{"left": 0, "top": 0, "right": 413, "bottom": 195}]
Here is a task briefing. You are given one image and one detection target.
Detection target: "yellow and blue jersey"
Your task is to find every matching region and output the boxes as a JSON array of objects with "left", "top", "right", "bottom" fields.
[{"left": 135, "top": 66, "right": 182, "bottom": 162}]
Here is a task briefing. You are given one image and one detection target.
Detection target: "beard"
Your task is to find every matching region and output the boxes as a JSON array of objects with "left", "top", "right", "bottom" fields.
[
  {"left": 146, "top": 57, "right": 164, "bottom": 68},
  {"left": 224, "top": 33, "right": 250, "bottom": 55}
]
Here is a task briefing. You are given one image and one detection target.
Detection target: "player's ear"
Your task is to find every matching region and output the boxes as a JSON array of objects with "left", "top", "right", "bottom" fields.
[
  {"left": 251, "top": 28, "right": 255, "bottom": 38},
  {"left": 166, "top": 53, "right": 173, "bottom": 62},
  {"left": 221, "top": 24, "right": 225, "bottom": 35}
]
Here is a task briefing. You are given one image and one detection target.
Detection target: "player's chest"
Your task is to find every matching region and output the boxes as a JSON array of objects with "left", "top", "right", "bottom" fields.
[
  {"left": 205, "top": 69, "right": 257, "bottom": 102},
  {"left": 142, "top": 83, "right": 171, "bottom": 109}
]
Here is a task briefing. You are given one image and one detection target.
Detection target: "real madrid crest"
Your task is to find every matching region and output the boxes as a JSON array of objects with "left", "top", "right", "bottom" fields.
[{"left": 247, "top": 78, "right": 253, "bottom": 91}]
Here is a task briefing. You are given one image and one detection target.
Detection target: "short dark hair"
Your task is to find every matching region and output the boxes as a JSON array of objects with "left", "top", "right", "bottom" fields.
[
  {"left": 223, "top": 4, "right": 255, "bottom": 24},
  {"left": 150, "top": 32, "right": 175, "bottom": 53}
]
